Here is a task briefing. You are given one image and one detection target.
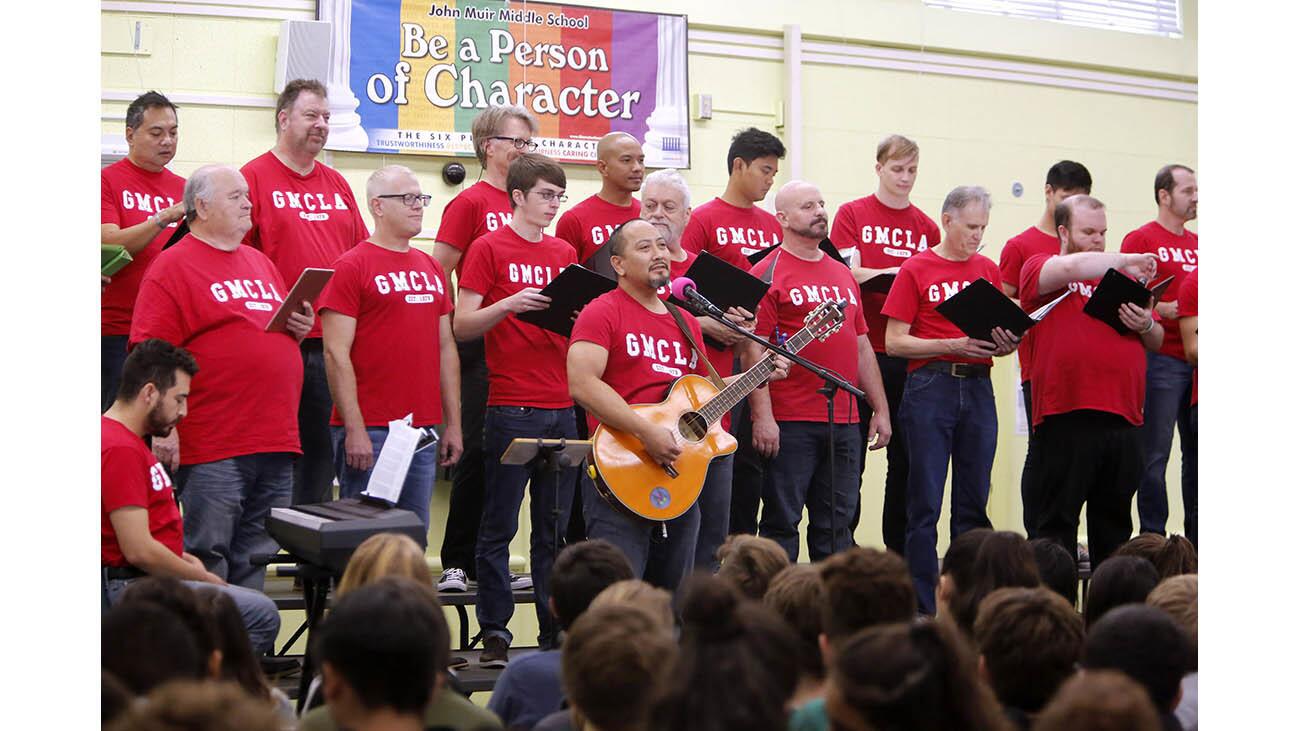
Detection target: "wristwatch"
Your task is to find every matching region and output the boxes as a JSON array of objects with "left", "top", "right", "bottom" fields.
[{"left": 151, "top": 213, "right": 166, "bottom": 229}]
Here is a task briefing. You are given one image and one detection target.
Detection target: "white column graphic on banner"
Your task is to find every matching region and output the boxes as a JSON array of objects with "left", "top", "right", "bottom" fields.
[
  {"left": 321, "top": 0, "right": 369, "bottom": 150},
  {"left": 643, "top": 15, "right": 689, "bottom": 168}
]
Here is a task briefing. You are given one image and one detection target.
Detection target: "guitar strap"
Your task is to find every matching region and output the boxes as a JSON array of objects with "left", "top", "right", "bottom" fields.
[{"left": 665, "top": 302, "right": 726, "bottom": 391}]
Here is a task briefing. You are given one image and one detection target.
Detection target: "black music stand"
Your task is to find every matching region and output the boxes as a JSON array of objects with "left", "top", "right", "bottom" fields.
[{"left": 501, "top": 438, "right": 593, "bottom": 563}]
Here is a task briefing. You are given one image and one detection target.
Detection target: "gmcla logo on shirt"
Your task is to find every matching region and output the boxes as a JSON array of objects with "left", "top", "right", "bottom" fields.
[
  {"left": 270, "top": 190, "right": 351, "bottom": 222},
  {"left": 926, "top": 280, "right": 974, "bottom": 303},
  {"left": 209, "top": 279, "right": 285, "bottom": 311},
  {"left": 1155, "top": 246, "right": 1197, "bottom": 273},
  {"left": 860, "top": 225, "right": 929, "bottom": 257},
  {"left": 149, "top": 462, "right": 173, "bottom": 492},
  {"left": 374, "top": 270, "right": 446, "bottom": 299},
  {"left": 624, "top": 332, "right": 698, "bottom": 378},
  {"left": 120, "top": 191, "right": 179, "bottom": 222},
  {"left": 789, "top": 283, "right": 858, "bottom": 308},
  {"left": 713, "top": 226, "right": 780, "bottom": 256}
]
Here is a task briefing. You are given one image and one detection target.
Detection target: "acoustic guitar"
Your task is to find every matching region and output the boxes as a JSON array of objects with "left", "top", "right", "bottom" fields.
[{"left": 591, "top": 300, "right": 847, "bottom": 522}]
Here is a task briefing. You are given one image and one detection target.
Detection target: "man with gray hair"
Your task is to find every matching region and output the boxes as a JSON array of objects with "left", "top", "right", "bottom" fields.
[
  {"left": 241, "top": 78, "right": 370, "bottom": 508},
  {"left": 131, "top": 164, "right": 315, "bottom": 590},
  {"left": 317, "top": 165, "right": 463, "bottom": 531},
  {"left": 882, "top": 185, "right": 1019, "bottom": 615}
]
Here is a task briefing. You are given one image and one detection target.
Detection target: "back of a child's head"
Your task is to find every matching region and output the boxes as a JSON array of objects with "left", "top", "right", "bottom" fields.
[
  {"left": 715, "top": 534, "right": 791, "bottom": 600},
  {"left": 120, "top": 577, "right": 219, "bottom": 666},
  {"left": 820, "top": 547, "right": 916, "bottom": 643},
  {"left": 950, "top": 532, "right": 1040, "bottom": 638},
  {"left": 551, "top": 539, "right": 635, "bottom": 630},
  {"left": 1084, "top": 555, "right": 1159, "bottom": 628},
  {"left": 192, "top": 586, "right": 270, "bottom": 702},
  {"left": 974, "top": 587, "right": 1084, "bottom": 713},
  {"left": 763, "top": 563, "right": 826, "bottom": 680},
  {"left": 564, "top": 603, "right": 676, "bottom": 731},
  {"left": 103, "top": 602, "right": 205, "bottom": 695},
  {"left": 336, "top": 532, "right": 431, "bottom": 596},
  {"left": 590, "top": 579, "right": 675, "bottom": 635},
  {"left": 937, "top": 529, "right": 995, "bottom": 616},
  {"left": 1028, "top": 538, "right": 1079, "bottom": 608},
  {"left": 106, "top": 680, "right": 283, "bottom": 731},
  {"left": 1146, "top": 574, "right": 1197, "bottom": 670},
  {"left": 1031, "top": 671, "right": 1161, "bottom": 731},
  {"left": 1082, "top": 604, "right": 1193, "bottom": 713},
  {"left": 1114, "top": 533, "right": 1197, "bottom": 579}
]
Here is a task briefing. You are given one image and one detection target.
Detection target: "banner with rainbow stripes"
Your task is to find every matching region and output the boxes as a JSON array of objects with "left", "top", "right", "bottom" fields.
[{"left": 338, "top": 0, "right": 690, "bottom": 167}]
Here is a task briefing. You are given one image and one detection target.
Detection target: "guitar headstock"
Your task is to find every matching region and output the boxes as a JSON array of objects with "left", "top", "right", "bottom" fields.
[{"left": 803, "top": 300, "right": 846, "bottom": 342}]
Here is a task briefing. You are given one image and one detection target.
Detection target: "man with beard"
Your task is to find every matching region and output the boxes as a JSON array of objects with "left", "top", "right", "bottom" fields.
[
  {"left": 745, "top": 180, "right": 891, "bottom": 562},
  {"left": 240, "top": 79, "right": 370, "bottom": 508},
  {"left": 101, "top": 338, "right": 281, "bottom": 655},
  {"left": 556, "top": 132, "right": 645, "bottom": 262}
]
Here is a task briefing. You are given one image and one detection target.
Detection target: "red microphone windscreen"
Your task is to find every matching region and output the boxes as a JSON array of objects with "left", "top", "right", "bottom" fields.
[{"left": 669, "top": 276, "right": 695, "bottom": 301}]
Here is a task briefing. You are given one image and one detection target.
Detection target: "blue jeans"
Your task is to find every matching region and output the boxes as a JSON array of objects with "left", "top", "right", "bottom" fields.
[
  {"left": 899, "top": 368, "right": 997, "bottom": 615},
  {"left": 476, "top": 406, "right": 579, "bottom": 648},
  {"left": 583, "top": 477, "right": 700, "bottom": 594},
  {"left": 758, "top": 421, "right": 863, "bottom": 562},
  {"left": 331, "top": 425, "right": 440, "bottom": 533},
  {"left": 101, "top": 335, "right": 129, "bottom": 412},
  {"left": 693, "top": 454, "right": 735, "bottom": 571},
  {"left": 104, "top": 573, "right": 282, "bottom": 655},
  {"left": 1137, "top": 352, "right": 1198, "bottom": 546},
  {"left": 295, "top": 342, "right": 337, "bottom": 505},
  {"left": 178, "top": 453, "right": 293, "bottom": 591}
]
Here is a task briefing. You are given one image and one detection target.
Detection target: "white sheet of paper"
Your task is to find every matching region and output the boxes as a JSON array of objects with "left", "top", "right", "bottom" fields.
[
  {"left": 1029, "top": 290, "right": 1071, "bottom": 322},
  {"left": 364, "top": 414, "right": 419, "bottom": 505}
]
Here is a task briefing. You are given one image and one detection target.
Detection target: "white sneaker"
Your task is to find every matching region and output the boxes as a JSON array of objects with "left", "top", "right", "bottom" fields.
[
  {"left": 510, "top": 572, "right": 533, "bottom": 591},
  {"left": 439, "top": 568, "right": 468, "bottom": 592}
]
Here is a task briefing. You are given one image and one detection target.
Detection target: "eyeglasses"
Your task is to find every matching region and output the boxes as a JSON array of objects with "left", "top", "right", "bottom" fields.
[
  {"left": 531, "top": 190, "right": 568, "bottom": 203},
  {"left": 490, "top": 136, "right": 539, "bottom": 152},
  {"left": 377, "top": 193, "right": 432, "bottom": 207}
]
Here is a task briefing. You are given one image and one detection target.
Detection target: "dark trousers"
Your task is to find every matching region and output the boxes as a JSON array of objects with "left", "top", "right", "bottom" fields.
[
  {"left": 693, "top": 454, "right": 736, "bottom": 571},
  {"left": 567, "top": 405, "right": 591, "bottom": 546},
  {"left": 293, "top": 340, "right": 337, "bottom": 505},
  {"left": 1137, "top": 353, "right": 1198, "bottom": 546},
  {"left": 1020, "top": 380, "right": 1041, "bottom": 536},
  {"left": 758, "top": 421, "right": 863, "bottom": 562},
  {"left": 583, "top": 479, "right": 700, "bottom": 594},
  {"left": 729, "top": 399, "right": 764, "bottom": 535},
  {"left": 101, "top": 335, "right": 129, "bottom": 412},
  {"left": 1026, "top": 410, "right": 1142, "bottom": 568},
  {"left": 856, "top": 351, "right": 909, "bottom": 554},
  {"left": 442, "top": 337, "right": 489, "bottom": 577}
]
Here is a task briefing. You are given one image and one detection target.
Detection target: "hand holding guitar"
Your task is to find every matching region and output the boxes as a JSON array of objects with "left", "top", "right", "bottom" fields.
[{"left": 636, "top": 421, "right": 682, "bottom": 469}]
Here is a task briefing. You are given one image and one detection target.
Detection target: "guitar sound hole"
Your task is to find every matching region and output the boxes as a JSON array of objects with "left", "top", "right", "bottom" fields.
[{"left": 677, "top": 411, "right": 708, "bottom": 442}]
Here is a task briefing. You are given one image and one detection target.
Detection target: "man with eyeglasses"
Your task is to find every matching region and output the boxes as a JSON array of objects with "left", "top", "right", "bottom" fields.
[
  {"left": 238, "top": 78, "right": 369, "bottom": 508},
  {"left": 316, "top": 165, "right": 463, "bottom": 531},
  {"left": 555, "top": 131, "right": 645, "bottom": 262},
  {"left": 432, "top": 104, "right": 540, "bottom": 594},
  {"left": 453, "top": 153, "right": 579, "bottom": 665}
]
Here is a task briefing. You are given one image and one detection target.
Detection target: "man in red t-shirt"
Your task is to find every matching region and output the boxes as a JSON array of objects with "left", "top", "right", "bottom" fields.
[
  {"left": 431, "top": 105, "right": 540, "bottom": 593},
  {"left": 746, "top": 180, "right": 891, "bottom": 562},
  {"left": 642, "top": 168, "right": 756, "bottom": 572},
  {"left": 881, "top": 185, "right": 1020, "bottom": 615},
  {"left": 240, "top": 79, "right": 370, "bottom": 508},
  {"left": 569, "top": 219, "right": 789, "bottom": 591},
  {"left": 555, "top": 132, "right": 644, "bottom": 262},
  {"left": 827, "top": 134, "right": 940, "bottom": 555},
  {"left": 1121, "top": 164, "right": 1199, "bottom": 544},
  {"left": 101, "top": 91, "right": 187, "bottom": 411},
  {"left": 1177, "top": 266, "right": 1198, "bottom": 545},
  {"left": 1018, "top": 195, "right": 1162, "bottom": 568},
  {"left": 998, "top": 160, "right": 1092, "bottom": 537},
  {"left": 318, "top": 165, "right": 463, "bottom": 533},
  {"left": 132, "top": 164, "right": 315, "bottom": 590},
  {"left": 102, "top": 339, "right": 280, "bottom": 653},
  {"left": 456, "top": 154, "right": 581, "bottom": 662}
]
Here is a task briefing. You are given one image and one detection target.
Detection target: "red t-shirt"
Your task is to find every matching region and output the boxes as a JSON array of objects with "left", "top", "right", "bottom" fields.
[
  {"left": 680, "top": 198, "right": 782, "bottom": 269},
  {"left": 316, "top": 242, "right": 453, "bottom": 427},
  {"left": 100, "top": 159, "right": 186, "bottom": 335},
  {"left": 1179, "top": 267, "right": 1198, "bottom": 406},
  {"left": 458, "top": 226, "right": 576, "bottom": 408},
  {"left": 1000, "top": 226, "right": 1062, "bottom": 382},
  {"left": 749, "top": 250, "right": 867, "bottom": 423},
  {"left": 881, "top": 249, "right": 1004, "bottom": 372},
  {"left": 1020, "top": 254, "right": 1149, "bottom": 426},
  {"left": 240, "top": 152, "right": 369, "bottom": 338},
  {"left": 434, "top": 181, "right": 514, "bottom": 257},
  {"left": 570, "top": 288, "right": 706, "bottom": 433},
  {"left": 554, "top": 194, "right": 641, "bottom": 263},
  {"left": 1120, "top": 221, "right": 1199, "bottom": 360},
  {"left": 129, "top": 235, "right": 304, "bottom": 465},
  {"left": 102, "top": 416, "right": 183, "bottom": 567},
  {"left": 829, "top": 195, "right": 940, "bottom": 353}
]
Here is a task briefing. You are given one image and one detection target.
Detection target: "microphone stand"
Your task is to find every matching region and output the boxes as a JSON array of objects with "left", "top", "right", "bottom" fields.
[{"left": 680, "top": 294, "right": 864, "bottom": 556}]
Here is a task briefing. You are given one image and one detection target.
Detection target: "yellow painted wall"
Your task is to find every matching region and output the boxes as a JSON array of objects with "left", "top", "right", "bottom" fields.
[{"left": 102, "top": 1, "right": 1197, "bottom": 573}]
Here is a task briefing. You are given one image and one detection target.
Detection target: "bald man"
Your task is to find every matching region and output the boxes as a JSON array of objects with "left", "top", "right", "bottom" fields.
[
  {"left": 555, "top": 132, "right": 645, "bottom": 262},
  {"left": 744, "top": 181, "right": 891, "bottom": 562}
]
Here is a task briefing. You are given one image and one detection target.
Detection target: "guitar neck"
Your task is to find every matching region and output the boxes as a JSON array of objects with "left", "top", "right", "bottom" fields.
[{"left": 697, "top": 326, "right": 818, "bottom": 427}]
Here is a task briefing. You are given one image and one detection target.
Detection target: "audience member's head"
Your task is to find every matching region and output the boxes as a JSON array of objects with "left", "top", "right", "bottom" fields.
[
  {"left": 1113, "top": 533, "right": 1197, "bottom": 579},
  {"left": 716, "top": 534, "right": 791, "bottom": 600},
  {"left": 119, "top": 577, "right": 220, "bottom": 676},
  {"left": 937, "top": 528, "right": 994, "bottom": 618},
  {"left": 651, "top": 574, "right": 801, "bottom": 731},
  {"left": 1083, "top": 556, "right": 1159, "bottom": 628},
  {"left": 974, "top": 587, "right": 1084, "bottom": 715},
  {"left": 192, "top": 587, "right": 271, "bottom": 703},
  {"left": 103, "top": 602, "right": 204, "bottom": 695},
  {"left": 315, "top": 577, "right": 446, "bottom": 727},
  {"left": 763, "top": 563, "right": 827, "bottom": 682},
  {"left": 1083, "top": 605, "right": 1193, "bottom": 714},
  {"left": 337, "top": 532, "right": 431, "bottom": 596},
  {"left": 106, "top": 680, "right": 283, "bottom": 731},
  {"left": 1146, "top": 574, "right": 1197, "bottom": 671},
  {"left": 1028, "top": 539, "right": 1079, "bottom": 608},
  {"left": 820, "top": 547, "right": 916, "bottom": 647},
  {"left": 550, "top": 539, "right": 635, "bottom": 631},
  {"left": 826, "top": 620, "right": 1011, "bottom": 731},
  {"left": 102, "top": 671, "right": 133, "bottom": 725},
  {"left": 950, "top": 531, "right": 1041, "bottom": 640},
  {"left": 590, "top": 579, "right": 675, "bottom": 635},
  {"left": 1031, "top": 671, "right": 1161, "bottom": 731},
  {"left": 564, "top": 604, "right": 676, "bottom": 731}
]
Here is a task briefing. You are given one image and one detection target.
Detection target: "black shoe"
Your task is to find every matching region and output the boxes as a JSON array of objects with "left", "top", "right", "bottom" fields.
[
  {"left": 479, "top": 636, "right": 509, "bottom": 669},
  {"left": 447, "top": 655, "right": 470, "bottom": 670}
]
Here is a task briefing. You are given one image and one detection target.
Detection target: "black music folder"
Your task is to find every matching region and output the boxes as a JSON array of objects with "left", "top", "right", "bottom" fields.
[
  {"left": 745, "top": 238, "right": 848, "bottom": 268},
  {"left": 1083, "top": 270, "right": 1175, "bottom": 335},
  {"left": 582, "top": 243, "right": 617, "bottom": 280},
  {"left": 935, "top": 277, "right": 1045, "bottom": 343},
  {"left": 516, "top": 265, "right": 617, "bottom": 338},
  {"left": 161, "top": 220, "right": 190, "bottom": 250},
  {"left": 861, "top": 271, "right": 897, "bottom": 295},
  {"left": 671, "top": 251, "right": 771, "bottom": 349}
]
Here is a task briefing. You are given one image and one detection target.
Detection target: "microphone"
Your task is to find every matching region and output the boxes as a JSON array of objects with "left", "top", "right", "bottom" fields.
[{"left": 669, "top": 277, "right": 724, "bottom": 317}]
